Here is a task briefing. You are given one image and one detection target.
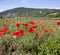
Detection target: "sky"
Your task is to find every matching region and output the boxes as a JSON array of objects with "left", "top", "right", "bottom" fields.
[{"left": 0, "top": 0, "right": 60, "bottom": 12}]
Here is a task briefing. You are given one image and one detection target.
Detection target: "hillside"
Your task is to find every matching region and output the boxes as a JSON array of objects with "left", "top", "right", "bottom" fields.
[{"left": 0, "top": 7, "right": 60, "bottom": 18}]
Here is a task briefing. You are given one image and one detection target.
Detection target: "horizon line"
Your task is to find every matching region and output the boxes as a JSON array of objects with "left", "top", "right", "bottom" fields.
[{"left": 0, "top": 7, "right": 60, "bottom": 12}]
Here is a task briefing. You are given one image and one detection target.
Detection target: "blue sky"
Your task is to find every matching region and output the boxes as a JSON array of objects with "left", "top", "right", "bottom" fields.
[{"left": 0, "top": 0, "right": 60, "bottom": 12}]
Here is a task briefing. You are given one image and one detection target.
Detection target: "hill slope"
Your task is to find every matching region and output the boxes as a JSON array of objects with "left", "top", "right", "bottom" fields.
[{"left": 0, "top": 7, "right": 60, "bottom": 18}]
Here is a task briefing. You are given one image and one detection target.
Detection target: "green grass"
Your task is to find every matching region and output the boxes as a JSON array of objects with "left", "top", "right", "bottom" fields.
[{"left": 0, "top": 18, "right": 60, "bottom": 55}]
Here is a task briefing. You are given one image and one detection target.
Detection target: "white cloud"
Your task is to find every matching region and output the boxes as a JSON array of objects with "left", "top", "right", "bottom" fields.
[{"left": 21, "top": 0, "right": 25, "bottom": 3}]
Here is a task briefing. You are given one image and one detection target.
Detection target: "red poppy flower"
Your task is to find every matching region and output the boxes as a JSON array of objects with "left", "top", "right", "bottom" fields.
[
  {"left": 57, "top": 22, "right": 60, "bottom": 25},
  {"left": 30, "top": 21, "right": 35, "bottom": 25},
  {"left": 22, "top": 23, "right": 29, "bottom": 29},
  {"left": 45, "top": 29, "right": 49, "bottom": 32},
  {"left": 0, "top": 30, "right": 5, "bottom": 34},
  {"left": 16, "top": 23, "right": 20, "bottom": 28},
  {"left": 0, "top": 30, "right": 5, "bottom": 38},
  {"left": 32, "top": 25, "right": 38, "bottom": 29},
  {"left": 2, "top": 25, "right": 8, "bottom": 33},
  {"left": 28, "top": 28, "right": 34, "bottom": 33},
  {"left": 14, "top": 30, "right": 24, "bottom": 37},
  {"left": 45, "top": 29, "right": 50, "bottom": 34}
]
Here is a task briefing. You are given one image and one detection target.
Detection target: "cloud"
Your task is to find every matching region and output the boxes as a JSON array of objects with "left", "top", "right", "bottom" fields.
[{"left": 21, "top": 0, "right": 26, "bottom": 3}]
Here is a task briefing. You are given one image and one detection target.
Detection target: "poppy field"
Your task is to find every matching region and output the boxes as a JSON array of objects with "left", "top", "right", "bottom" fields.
[{"left": 0, "top": 18, "right": 60, "bottom": 55}]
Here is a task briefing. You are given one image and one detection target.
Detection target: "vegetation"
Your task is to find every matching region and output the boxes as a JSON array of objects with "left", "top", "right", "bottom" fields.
[
  {"left": 0, "top": 7, "right": 60, "bottom": 18},
  {"left": 0, "top": 18, "right": 60, "bottom": 55}
]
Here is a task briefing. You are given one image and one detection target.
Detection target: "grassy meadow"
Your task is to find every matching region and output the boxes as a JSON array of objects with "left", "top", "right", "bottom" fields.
[{"left": 0, "top": 18, "right": 60, "bottom": 55}]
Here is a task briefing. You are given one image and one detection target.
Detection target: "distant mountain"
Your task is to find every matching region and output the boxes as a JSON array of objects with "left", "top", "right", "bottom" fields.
[{"left": 0, "top": 7, "right": 60, "bottom": 18}]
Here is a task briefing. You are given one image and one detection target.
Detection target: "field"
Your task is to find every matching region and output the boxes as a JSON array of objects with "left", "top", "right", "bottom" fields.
[{"left": 0, "top": 18, "right": 60, "bottom": 55}]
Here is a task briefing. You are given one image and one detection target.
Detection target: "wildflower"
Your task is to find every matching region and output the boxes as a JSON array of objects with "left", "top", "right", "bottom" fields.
[
  {"left": 57, "top": 22, "right": 60, "bottom": 25},
  {"left": 22, "top": 23, "right": 29, "bottom": 29},
  {"left": 0, "top": 30, "right": 5, "bottom": 38},
  {"left": 2, "top": 25, "right": 8, "bottom": 33},
  {"left": 16, "top": 23, "right": 20, "bottom": 28},
  {"left": 28, "top": 28, "right": 34, "bottom": 33},
  {"left": 45, "top": 29, "right": 50, "bottom": 34},
  {"left": 14, "top": 30, "right": 24, "bottom": 37},
  {"left": 32, "top": 25, "right": 38, "bottom": 29},
  {"left": 0, "top": 29, "right": 5, "bottom": 34},
  {"left": 30, "top": 21, "right": 35, "bottom": 25}
]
